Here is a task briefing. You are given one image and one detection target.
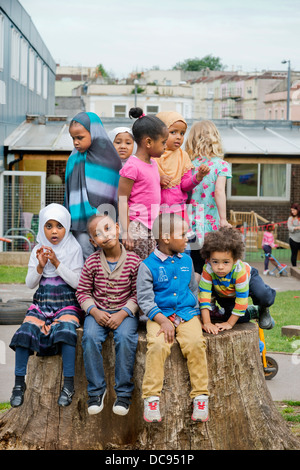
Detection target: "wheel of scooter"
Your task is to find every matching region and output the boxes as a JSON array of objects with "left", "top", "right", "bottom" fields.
[
  {"left": 275, "top": 272, "right": 281, "bottom": 278},
  {"left": 263, "top": 356, "right": 279, "bottom": 380}
]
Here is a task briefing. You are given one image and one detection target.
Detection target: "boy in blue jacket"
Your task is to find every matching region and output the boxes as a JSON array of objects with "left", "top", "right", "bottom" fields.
[{"left": 137, "top": 213, "right": 209, "bottom": 423}]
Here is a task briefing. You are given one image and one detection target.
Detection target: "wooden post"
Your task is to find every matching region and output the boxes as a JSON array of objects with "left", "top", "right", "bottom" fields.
[{"left": 0, "top": 322, "right": 299, "bottom": 450}]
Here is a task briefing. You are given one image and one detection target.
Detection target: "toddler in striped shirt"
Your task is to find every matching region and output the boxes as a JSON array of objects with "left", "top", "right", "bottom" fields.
[{"left": 199, "top": 227, "right": 275, "bottom": 334}]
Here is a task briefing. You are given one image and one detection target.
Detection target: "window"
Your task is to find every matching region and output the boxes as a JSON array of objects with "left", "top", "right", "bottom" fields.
[
  {"left": 113, "top": 104, "right": 126, "bottom": 117},
  {"left": 228, "top": 163, "right": 290, "bottom": 201},
  {"left": 20, "top": 39, "right": 28, "bottom": 86},
  {"left": 11, "top": 28, "right": 20, "bottom": 80},
  {"left": 43, "top": 65, "right": 48, "bottom": 99},
  {"left": 36, "top": 58, "right": 42, "bottom": 95},
  {"left": 28, "top": 49, "right": 35, "bottom": 91},
  {"left": 0, "top": 15, "right": 4, "bottom": 70},
  {"left": 146, "top": 105, "right": 159, "bottom": 115}
]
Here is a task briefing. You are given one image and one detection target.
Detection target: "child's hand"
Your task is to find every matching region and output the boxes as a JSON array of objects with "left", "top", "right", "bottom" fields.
[
  {"left": 202, "top": 322, "right": 219, "bottom": 335},
  {"left": 122, "top": 232, "right": 134, "bottom": 251},
  {"left": 160, "top": 174, "right": 172, "bottom": 188},
  {"left": 106, "top": 310, "right": 128, "bottom": 330},
  {"left": 215, "top": 321, "right": 233, "bottom": 331},
  {"left": 219, "top": 218, "right": 232, "bottom": 228},
  {"left": 156, "top": 319, "right": 175, "bottom": 344},
  {"left": 196, "top": 164, "right": 210, "bottom": 182},
  {"left": 36, "top": 246, "right": 48, "bottom": 274},
  {"left": 43, "top": 246, "right": 60, "bottom": 269},
  {"left": 91, "top": 308, "right": 111, "bottom": 327}
]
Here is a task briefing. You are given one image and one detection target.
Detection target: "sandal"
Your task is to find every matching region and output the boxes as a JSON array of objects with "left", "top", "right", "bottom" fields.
[{"left": 57, "top": 387, "right": 74, "bottom": 407}]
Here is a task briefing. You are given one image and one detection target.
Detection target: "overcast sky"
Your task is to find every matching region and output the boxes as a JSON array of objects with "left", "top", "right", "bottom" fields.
[{"left": 19, "top": 0, "right": 299, "bottom": 79}]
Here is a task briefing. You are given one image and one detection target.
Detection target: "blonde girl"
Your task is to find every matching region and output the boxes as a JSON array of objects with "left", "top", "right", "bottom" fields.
[{"left": 185, "top": 121, "right": 232, "bottom": 277}]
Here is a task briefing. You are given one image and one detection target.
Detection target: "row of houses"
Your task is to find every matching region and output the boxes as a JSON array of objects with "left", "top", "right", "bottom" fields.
[
  {"left": 55, "top": 66, "right": 300, "bottom": 122},
  {"left": 0, "top": 0, "right": 300, "bottom": 258}
]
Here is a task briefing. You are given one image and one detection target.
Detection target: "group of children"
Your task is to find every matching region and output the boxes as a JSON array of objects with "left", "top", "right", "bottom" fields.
[{"left": 9, "top": 109, "right": 276, "bottom": 425}]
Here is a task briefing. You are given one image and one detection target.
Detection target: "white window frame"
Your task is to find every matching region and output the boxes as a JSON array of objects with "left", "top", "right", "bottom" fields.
[
  {"left": 227, "top": 163, "right": 291, "bottom": 202},
  {"left": 0, "top": 14, "right": 4, "bottom": 71},
  {"left": 28, "top": 48, "right": 35, "bottom": 91},
  {"left": 20, "top": 38, "right": 28, "bottom": 86},
  {"left": 36, "top": 57, "right": 42, "bottom": 95},
  {"left": 113, "top": 104, "right": 127, "bottom": 117},
  {"left": 42, "top": 65, "right": 48, "bottom": 99},
  {"left": 146, "top": 104, "right": 160, "bottom": 115},
  {"left": 10, "top": 28, "right": 20, "bottom": 81}
]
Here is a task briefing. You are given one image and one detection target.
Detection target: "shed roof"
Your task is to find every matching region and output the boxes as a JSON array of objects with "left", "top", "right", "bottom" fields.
[{"left": 4, "top": 117, "right": 300, "bottom": 156}]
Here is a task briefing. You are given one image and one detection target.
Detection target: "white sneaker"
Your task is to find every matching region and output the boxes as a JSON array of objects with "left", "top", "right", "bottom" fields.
[
  {"left": 112, "top": 397, "right": 130, "bottom": 416},
  {"left": 263, "top": 270, "right": 269, "bottom": 275},
  {"left": 191, "top": 395, "right": 209, "bottom": 422},
  {"left": 143, "top": 396, "right": 161, "bottom": 422},
  {"left": 87, "top": 389, "right": 107, "bottom": 415}
]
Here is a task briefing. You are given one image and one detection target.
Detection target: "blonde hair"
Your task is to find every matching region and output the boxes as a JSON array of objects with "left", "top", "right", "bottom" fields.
[{"left": 185, "top": 120, "right": 224, "bottom": 161}]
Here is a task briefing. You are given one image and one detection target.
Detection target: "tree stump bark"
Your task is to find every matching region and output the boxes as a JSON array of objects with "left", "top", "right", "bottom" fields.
[{"left": 0, "top": 322, "right": 299, "bottom": 450}]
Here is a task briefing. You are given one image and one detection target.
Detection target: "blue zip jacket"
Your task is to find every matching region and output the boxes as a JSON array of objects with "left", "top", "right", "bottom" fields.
[{"left": 137, "top": 250, "right": 200, "bottom": 321}]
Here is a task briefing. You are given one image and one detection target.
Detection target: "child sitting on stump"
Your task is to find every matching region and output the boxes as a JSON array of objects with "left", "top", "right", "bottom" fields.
[
  {"left": 199, "top": 226, "right": 276, "bottom": 335},
  {"left": 137, "top": 213, "right": 209, "bottom": 423}
]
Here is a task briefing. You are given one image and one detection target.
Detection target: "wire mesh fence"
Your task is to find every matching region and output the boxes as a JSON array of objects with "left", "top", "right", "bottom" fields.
[{"left": 1, "top": 176, "right": 65, "bottom": 252}]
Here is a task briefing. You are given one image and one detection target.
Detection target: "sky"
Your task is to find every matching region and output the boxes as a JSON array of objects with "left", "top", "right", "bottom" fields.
[{"left": 19, "top": 0, "right": 300, "bottom": 79}]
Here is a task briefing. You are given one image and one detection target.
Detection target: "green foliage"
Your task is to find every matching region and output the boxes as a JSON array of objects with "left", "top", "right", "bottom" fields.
[{"left": 173, "top": 54, "right": 225, "bottom": 71}]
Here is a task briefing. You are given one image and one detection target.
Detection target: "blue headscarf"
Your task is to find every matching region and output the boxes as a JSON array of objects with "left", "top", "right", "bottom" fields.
[{"left": 64, "top": 112, "right": 121, "bottom": 231}]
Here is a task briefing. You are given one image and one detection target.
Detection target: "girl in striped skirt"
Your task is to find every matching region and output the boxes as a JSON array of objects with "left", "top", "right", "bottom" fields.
[{"left": 9, "top": 204, "right": 84, "bottom": 408}]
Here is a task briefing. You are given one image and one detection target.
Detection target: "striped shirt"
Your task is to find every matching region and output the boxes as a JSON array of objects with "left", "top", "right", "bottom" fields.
[
  {"left": 76, "top": 245, "right": 141, "bottom": 315},
  {"left": 199, "top": 260, "right": 251, "bottom": 316}
]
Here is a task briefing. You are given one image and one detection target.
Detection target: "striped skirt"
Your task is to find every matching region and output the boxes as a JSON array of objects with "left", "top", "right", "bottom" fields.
[{"left": 10, "top": 276, "right": 84, "bottom": 356}]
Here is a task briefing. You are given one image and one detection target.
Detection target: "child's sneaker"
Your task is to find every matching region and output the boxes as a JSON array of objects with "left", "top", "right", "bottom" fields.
[
  {"left": 143, "top": 396, "right": 161, "bottom": 422},
  {"left": 263, "top": 270, "right": 269, "bottom": 275},
  {"left": 191, "top": 395, "right": 209, "bottom": 422},
  {"left": 113, "top": 397, "right": 130, "bottom": 416},
  {"left": 87, "top": 389, "right": 107, "bottom": 415}
]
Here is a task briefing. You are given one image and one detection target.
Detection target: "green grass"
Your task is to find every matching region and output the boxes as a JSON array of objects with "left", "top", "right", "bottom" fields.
[
  {"left": 262, "top": 290, "right": 300, "bottom": 353},
  {"left": 0, "top": 265, "right": 27, "bottom": 284}
]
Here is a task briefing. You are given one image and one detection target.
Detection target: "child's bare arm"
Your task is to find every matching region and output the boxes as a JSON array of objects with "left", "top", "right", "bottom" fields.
[
  {"left": 201, "top": 308, "right": 219, "bottom": 335},
  {"left": 118, "top": 176, "right": 135, "bottom": 250}
]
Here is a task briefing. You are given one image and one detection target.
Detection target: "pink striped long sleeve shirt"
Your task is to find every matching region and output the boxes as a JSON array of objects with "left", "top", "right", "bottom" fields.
[{"left": 76, "top": 245, "right": 141, "bottom": 315}]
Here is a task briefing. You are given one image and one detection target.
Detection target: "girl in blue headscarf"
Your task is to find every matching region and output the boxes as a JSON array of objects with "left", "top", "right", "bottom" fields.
[{"left": 65, "top": 112, "right": 122, "bottom": 259}]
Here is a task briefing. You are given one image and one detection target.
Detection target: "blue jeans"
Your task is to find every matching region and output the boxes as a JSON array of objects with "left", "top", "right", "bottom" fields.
[
  {"left": 213, "top": 267, "right": 276, "bottom": 322},
  {"left": 82, "top": 313, "right": 139, "bottom": 398}
]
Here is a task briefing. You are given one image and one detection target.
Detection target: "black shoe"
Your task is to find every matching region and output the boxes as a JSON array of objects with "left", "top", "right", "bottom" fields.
[
  {"left": 57, "top": 387, "right": 75, "bottom": 407},
  {"left": 258, "top": 306, "right": 275, "bottom": 330},
  {"left": 112, "top": 397, "right": 131, "bottom": 416},
  {"left": 87, "top": 389, "right": 107, "bottom": 415},
  {"left": 10, "top": 384, "right": 26, "bottom": 408}
]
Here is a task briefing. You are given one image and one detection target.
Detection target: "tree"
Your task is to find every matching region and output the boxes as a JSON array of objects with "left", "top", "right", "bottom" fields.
[
  {"left": 96, "top": 63, "right": 109, "bottom": 78},
  {"left": 173, "top": 54, "right": 225, "bottom": 71}
]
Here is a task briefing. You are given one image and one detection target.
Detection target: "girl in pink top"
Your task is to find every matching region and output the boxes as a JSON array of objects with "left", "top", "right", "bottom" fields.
[
  {"left": 155, "top": 111, "right": 210, "bottom": 224},
  {"left": 262, "top": 224, "right": 277, "bottom": 274},
  {"left": 118, "top": 107, "right": 169, "bottom": 260}
]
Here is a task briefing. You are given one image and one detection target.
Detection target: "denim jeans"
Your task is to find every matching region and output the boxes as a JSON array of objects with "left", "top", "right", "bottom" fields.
[{"left": 82, "top": 313, "right": 139, "bottom": 398}]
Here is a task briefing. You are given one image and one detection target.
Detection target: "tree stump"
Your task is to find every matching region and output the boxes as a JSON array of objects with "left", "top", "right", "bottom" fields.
[{"left": 0, "top": 322, "right": 299, "bottom": 450}]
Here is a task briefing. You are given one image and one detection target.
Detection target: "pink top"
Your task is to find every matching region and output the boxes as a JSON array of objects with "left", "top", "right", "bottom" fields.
[
  {"left": 119, "top": 155, "right": 161, "bottom": 229},
  {"left": 262, "top": 231, "right": 276, "bottom": 248},
  {"left": 160, "top": 169, "right": 199, "bottom": 222}
]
